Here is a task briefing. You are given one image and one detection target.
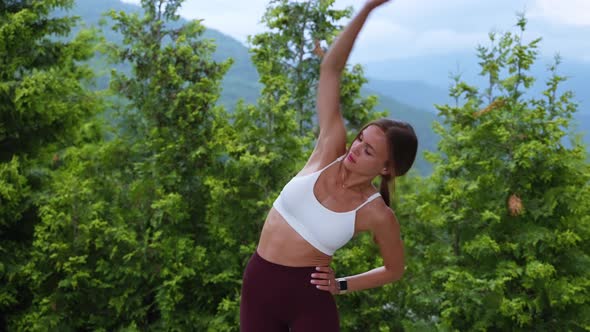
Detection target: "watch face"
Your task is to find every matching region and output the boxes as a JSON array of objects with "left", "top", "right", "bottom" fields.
[{"left": 339, "top": 279, "right": 348, "bottom": 291}]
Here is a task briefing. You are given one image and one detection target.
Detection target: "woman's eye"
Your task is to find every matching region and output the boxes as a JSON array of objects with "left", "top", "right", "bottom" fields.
[{"left": 365, "top": 147, "right": 371, "bottom": 155}]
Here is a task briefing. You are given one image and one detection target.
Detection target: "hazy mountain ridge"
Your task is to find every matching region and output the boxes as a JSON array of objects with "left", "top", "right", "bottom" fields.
[
  {"left": 59, "top": 0, "right": 261, "bottom": 107},
  {"left": 365, "top": 53, "right": 589, "bottom": 147},
  {"left": 365, "top": 79, "right": 453, "bottom": 114},
  {"left": 365, "top": 52, "right": 590, "bottom": 113}
]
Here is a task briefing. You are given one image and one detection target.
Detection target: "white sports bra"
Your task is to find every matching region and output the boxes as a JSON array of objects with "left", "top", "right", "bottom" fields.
[{"left": 272, "top": 155, "right": 382, "bottom": 256}]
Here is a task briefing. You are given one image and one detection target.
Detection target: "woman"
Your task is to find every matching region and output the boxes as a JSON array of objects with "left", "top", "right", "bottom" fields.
[{"left": 240, "top": 0, "right": 417, "bottom": 330}]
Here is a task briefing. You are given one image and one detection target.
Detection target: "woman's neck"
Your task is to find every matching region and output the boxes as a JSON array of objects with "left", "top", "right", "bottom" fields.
[{"left": 336, "top": 163, "right": 375, "bottom": 194}]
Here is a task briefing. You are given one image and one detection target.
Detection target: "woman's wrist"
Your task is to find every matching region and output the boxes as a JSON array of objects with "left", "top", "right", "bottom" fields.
[
  {"left": 363, "top": 3, "right": 377, "bottom": 12},
  {"left": 365, "top": 0, "right": 391, "bottom": 11},
  {"left": 336, "top": 277, "right": 348, "bottom": 294}
]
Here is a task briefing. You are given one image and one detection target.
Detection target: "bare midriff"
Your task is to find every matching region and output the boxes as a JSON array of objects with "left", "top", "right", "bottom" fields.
[{"left": 256, "top": 207, "right": 333, "bottom": 267}]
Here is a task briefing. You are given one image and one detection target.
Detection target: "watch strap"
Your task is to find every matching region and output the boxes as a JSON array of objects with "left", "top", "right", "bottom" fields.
[{"left": 336, "top": 278, "right": 348, "bottom": 294}]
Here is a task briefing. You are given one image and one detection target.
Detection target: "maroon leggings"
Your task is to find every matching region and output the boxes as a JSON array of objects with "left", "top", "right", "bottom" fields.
[{"left": 240, "top": 250, "right": 340, "bottom": 331}]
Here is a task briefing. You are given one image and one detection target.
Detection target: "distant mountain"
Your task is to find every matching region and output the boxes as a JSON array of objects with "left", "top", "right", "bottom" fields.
[
  {"left": 365, "top": 79, "right": 452, "bottom": 114},
  {"left": 60, "top": 0, "right": 260, "bottom": 108},
  {"left": 365, "top": 52, "right": 589, "bottom": 113},
  {"left": 365, "top": 53, "right": 589, "bottom": 149},
  {"left": 365, "top": 54, "right": 475, "bottom": 88}
]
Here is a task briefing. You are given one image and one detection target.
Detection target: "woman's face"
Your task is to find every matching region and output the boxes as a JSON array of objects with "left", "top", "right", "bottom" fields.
[{"left": 343, "top": 125, "right": 390, "bottom": 176}]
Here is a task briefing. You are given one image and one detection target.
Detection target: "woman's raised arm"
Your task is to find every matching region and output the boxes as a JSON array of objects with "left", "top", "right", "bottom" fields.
[{"left": 313, "top": 0, "right": 391, "bottom": 163}]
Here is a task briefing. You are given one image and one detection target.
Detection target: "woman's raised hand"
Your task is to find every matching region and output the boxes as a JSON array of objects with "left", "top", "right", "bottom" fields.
[{"left": 365, "top": 0, "right": 392, "bottom": 10}]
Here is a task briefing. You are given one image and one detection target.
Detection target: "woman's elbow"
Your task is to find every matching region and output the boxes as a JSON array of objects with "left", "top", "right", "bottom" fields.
[{"left": 386, "top": 264, "right": 405, "bottom": 283}]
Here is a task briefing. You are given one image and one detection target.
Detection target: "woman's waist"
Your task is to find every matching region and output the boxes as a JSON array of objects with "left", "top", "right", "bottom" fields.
[
  {"left": 256, "top": 241, "right": 332, "bottom": 268},
  {"left": 258, "top": 210, "right": 333, "bottom": 267}
]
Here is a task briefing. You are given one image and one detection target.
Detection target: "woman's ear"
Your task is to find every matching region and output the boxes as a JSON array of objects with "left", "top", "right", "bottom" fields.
[{"left": 380, "top": 161, "right": 395, "bottom": 177}]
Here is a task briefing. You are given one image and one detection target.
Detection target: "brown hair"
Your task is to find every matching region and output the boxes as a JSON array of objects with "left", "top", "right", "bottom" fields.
[{"left": 350, "top": 119, "right": 418, "bottom": 206}]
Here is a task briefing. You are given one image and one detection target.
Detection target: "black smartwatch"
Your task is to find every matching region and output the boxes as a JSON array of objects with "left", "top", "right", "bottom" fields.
[{"left": 336, "top": 278, "right": 348, "bottom": 294}]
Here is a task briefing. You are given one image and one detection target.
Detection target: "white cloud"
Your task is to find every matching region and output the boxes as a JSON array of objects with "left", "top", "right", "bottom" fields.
[
  {"left": 530, "top": 0, "right": 590, "bottom": 26},
  {"left": 414, "top": 29, "right": 483, "bottom": 53},
  {"left": 351, "top": 27, "right": 485, "bottom": 62},
  {"left": 176, "top": 0, "right": 268, "bottom": 42},
  {"left": 120, "top": 0, "right": 268, "bottom": 43},
  {"left": 119, "top": 0, "right": 589, "bottom": 63}
]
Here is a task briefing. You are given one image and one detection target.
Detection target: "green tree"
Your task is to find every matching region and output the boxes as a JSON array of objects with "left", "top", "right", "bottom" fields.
[
  {"left": 0, "top": 0, "right": 102, "bottom": 329},
  {"left": 401, "top": 16, "right": 590, "bottom": 331},
  {"left": 16, "top": 0, "right": 232, "bottom": 329},
  {"left": 248, "top": 0, "right": 382, "bottom": 136}
]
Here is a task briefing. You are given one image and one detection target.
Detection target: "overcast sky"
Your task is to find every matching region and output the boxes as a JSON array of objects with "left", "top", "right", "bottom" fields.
[{"left": 121, "top": 0, "right": 590, "bottom": 64}]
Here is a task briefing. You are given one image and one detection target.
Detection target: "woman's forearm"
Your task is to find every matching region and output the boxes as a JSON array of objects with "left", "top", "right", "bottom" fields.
[
  {"left": 341, "top": 265, "right": 403, "bottom": 293},
  {"left": 321, "top": 4, "right": 374, "bottom": 73}
]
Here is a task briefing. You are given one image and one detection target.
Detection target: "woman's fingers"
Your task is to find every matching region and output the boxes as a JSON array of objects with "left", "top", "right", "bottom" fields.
[
  {"left": 310, "top": 278, "right": 331, "bottom": 286},
  {"left": 311, "top": 268, "right": 334, "bottom": 282},
  {"left": 315, "top": 266, "right": 334, "bottom": 274},
  {"left": 311, "top": 272, "right": 331, "bottom": 279},
  {"left": 311, "top": 266, "right": 339, "bottom": 293}
]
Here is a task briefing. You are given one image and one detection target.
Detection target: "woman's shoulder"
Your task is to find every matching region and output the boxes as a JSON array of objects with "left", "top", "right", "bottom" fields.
[
  {"left": 365, "top": 199, "right": 398, "bottom": 227},
  {"left": 356, "top": 196, "right": 398, "bottom": 233},
  {"left": 296, "top": 148, "right": 345, "bottom": 176}
]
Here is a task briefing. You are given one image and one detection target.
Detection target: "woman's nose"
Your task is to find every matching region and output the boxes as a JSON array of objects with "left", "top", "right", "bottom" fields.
[{"left": 352, "top": 144, "right": 361, "bottom": 155}]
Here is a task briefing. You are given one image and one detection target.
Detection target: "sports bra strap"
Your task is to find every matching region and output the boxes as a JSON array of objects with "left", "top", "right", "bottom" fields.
[
  {"left": 354, "top": 192, "right": 382, "bottom": 211},
  {"left": 317, "top": 154, "right": 345, "bottom": 173}
]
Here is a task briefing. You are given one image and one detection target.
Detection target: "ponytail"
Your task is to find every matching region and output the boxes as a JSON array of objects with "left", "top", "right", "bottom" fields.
[
  {"left": 379, "top": 174, "right": 395, "bottom": 207},
  {"left": 379, "top": 169, "right": 395, "bottom": 207}
]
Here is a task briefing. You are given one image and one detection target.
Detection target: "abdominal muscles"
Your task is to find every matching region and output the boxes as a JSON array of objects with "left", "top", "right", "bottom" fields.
[{"left": 256, "top": 207, "right": 333, "bottom": 267}]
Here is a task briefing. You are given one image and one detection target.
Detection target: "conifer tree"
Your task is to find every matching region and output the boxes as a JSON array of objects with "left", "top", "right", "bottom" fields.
[
  {"left": 0, "top": 0, "right": 101, "bottom": 329},
  {"left": 249, "top": 0, "right": 382, "bottom": 136},
  {"left": 400, "top": 16, "right": 590, "bottom": 330},
  {"left": 18, "top": 0, "right": 232, "bottom": 329}
]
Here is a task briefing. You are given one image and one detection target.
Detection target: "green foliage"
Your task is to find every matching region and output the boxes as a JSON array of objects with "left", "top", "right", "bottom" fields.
[
  {"left": 10, "top": 0, "right": 233, "bottom": 329},
  {"left": 0, "top": 157, "right": 31, "bottom": 316},
  {"left": 397, "top": 15, "right": 590, "bottom": 331},
  {"left": 248, "top": 0, "right": 384, "bottom": 137},
  {"left": 0, "top": 0, "right": 102, "bottom": 329},
  {"left": 0, "top": 0, "right": 100, "bottom": 160}
]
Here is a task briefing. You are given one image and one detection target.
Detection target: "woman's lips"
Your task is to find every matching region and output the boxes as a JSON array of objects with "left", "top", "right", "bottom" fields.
[{"left": 347, "top": 154, "right": 356, "bottom": 163}]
